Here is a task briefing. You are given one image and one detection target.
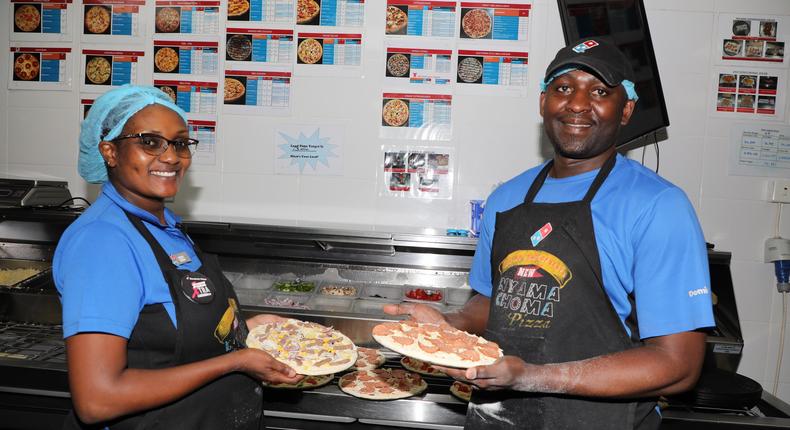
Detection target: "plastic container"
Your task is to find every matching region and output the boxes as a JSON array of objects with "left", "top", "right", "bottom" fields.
[
  {"left": 234, "top": 289, "right": 269, "bottom": 306},
  {"left": 352, "top": 299, "right": 397, "bottom": 315},
  {"left": 261, "top": 292, "right": 311, "bottom": 309},
  {"left": 361, "top": 284, "right": 403, "bottom": 301},
  {"left": 307, "top": 295, "right": 354, "bottom": 312},
  {"left": 402, "top": 285, "right": 446, "bottom": 304},
  {"left": 446, "top": 287, "right": 474, "bottom": 306},
  {"left": 318, "top": 282, "right": 362, "bottom": 298},
  {"left": 271, "top": 278, "right": 318, "bottom": 295},
  {"left": 221, "top": 271, "right": 244, "bottom": 285},
  {"left": 235, "top": 274, "right": 274, "bottom": 290}
]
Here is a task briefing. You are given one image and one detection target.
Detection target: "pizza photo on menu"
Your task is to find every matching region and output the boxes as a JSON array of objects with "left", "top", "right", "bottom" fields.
[
  {"left": 14, "top": 4, "right": 42, "bottom": 33},
  {"left": 85, "top": 56, "right": 112, "bottom": 85},
  {"left": 386, "top": 53, "right": 410, "bottom": 78},
  {"left": 157, "top": 85, "right": 178, "bottom": 103},
  {"left": 154, "top": 47, "right": 180, "bottom": 73},
  {"left": 13, "top": 53, "right": 40, "bottom": 82},
  {"left": 372, "top": 320, "right": 502, "bottom": 368},
  {"left": 381, "top": 98, "right": 409, "bottom": 127},
  {"left": 226, "top": 34, "right": 253, "bottom": 61},
  {"left": 461, "top": 8, "right": 492, "bottom": 39},
  {"left": 457, "top": 56, "right": 483, "bottom": 84},
  {"left": 224, "top": 77, "right": 247, "bottom": 104},
  {"left": 352, "top": 347, "right": 386, "bottom": 371},
  {"left": 246, "top": 319, "right": 357, "bottom": 376},
  {"left": 84, "top": 5, "right": 112, "bottom": 34},
  {"left": 386, "top": 5, "right": 408, "bottom": 35},
  {"left": 227, "top": 0, "right": 250, "bottom": 20},
  {"left": 266, "top": 374, "right": 334, "bottom": 390},
  {"left": 297, "top": 38, "right": 323, "bottom": 64},
  {"left": 155, "top": 7, "right": 181, "bottom": 33},
  {"left": 297, "top": 0, "right": 321, "bottom": 25},
  {"left": 339, "top": 368, "right": 427, "bottom": 400}
]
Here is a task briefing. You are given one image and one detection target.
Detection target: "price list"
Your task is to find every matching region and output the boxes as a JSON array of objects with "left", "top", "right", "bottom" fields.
[
  {"left": 385, "top": 47, "right": 452, "bottom": 84},
  {"left": 228, "top": 0, "right": 293, "bottom": 23},
  {"left": 154, "top": 80, "right": 217, "bottom": 114},
  {"left": 189, "top": 120, "right": 216, "bottom": 153},
  {"left": 382, "top": 93, "right": 451, "bottom": 128},
  {"left": 386, "top": 1, "right": 456, "bottom": 38},
  {"left": 457, "top": 50, "right": 528, "bottom": 86},
  {"left": 297, "top": 33, "right": 361, "bottom": 66},
  {"left": 306, "top": 0, "right": 364, "bottom": 27},
  {"left": 154, "top": 41, "right": 218, "bottom": 75},
  {"left": 82, "top": 49, "right": 142, "bottom": 86},
  {"left": 224, "top": 70, "right": 291, "bottom": 108},
  {"left": 155, "top": 1, "right": 220, "bottom": 34},
  {"left": 82, "top": 0, "right": 144, "bottom": 37},
  {"left": 12, "top": 0, "right": 73, "bottom": 35},
  {"left": 226, "top": 28, "right": 293, "bottom": 64},
  {"left": 10, "top": 47, "right": 70, "bottom": 83},
  {"left": 459, "top": 2, "right": 530, "bottom": 41}
]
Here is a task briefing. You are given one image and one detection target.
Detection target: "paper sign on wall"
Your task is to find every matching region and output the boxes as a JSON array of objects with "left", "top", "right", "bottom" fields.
[
  {"left": 274, "top": 126, "right": 344, "bottom": 175},
  {"left": 729, "top": 123, "right": 790, "bottom": 178},
  {"left": 711, "top": 67, "right": 786, "bottom": 120},
  {"left": 9, "top": 46, "right": 72, "bottom": 90},
  {"left": 11, "top": 0, "right": 74, "bottom": 42},
  {"left": 380, "top": 146, "right": 453, "bottom": 199},
  {"left": 716, "top": 13, "right": 787, "bottom": 67}
]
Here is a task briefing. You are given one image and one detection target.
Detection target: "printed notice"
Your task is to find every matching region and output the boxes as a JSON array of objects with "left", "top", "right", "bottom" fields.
[
  {"left": 717, "top": 13, "right": 787, "bottom": 67},
  {"left": 385, "top": 1, "right": 456, "bottom": 38},
  {"left": 9, "top": 46, "right": 72, "bottom": 89},
  {"left": 385, "top": 46, "right": 452, "bottom": 85},
  {"left": 730, "top": 123, "right": 790, "bottom": 178},
  {"left": 380, "top": 92, "right": 452, "bottom": 141},
  {"left": 81, "top": 0, "right": 144, "bottom": 38},
  {"left": 226, "top": 28, "right": 293, "bottom": 64},
  {"left": 381, "top": 146, "right": 453, "bottom": 198},
  {"left": 227, "top": 0, "right": 293, "bottom": 23},
  {"left": 274, "top": 125, "right": 344, "bottom": 175},
  {"left": 296, "top": 0, "right": 364, "bottom": 27},
  {"left": 11, "top": 0, "right": 73, "bottom": 41},
  {"left": 155, "top": 1, "right": 220, "bottom": 35},
  {"left": 153, "top": 40, "right": 219, "bottom": 76},
  {"left": 713, "top": 68, "right": 786, "bottom": 119},
  {"left": 81, "top": 49, "right": 143, "bottom": 89},
  {"left": 154, "top": 80, "right": 217, "bottom": 115},
  {"left": 189, "top": 119, "right": 217, "bottom": 165},
  {"left": 223, "top": 69, "right": 291, "bottom": 115},
  {"left": 459, "top": 2, "right": 530, "bottom": 41},
  {"left": 295, "top": 32, "right": 362, "bottom": 76},
  {"left": 80, "top": 97, "right": 95, "bottom": 119}
]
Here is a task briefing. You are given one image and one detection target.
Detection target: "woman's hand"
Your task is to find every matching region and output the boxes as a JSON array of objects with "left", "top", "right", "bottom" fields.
[
  {"left": 236, "top": 348, "right": 303, "bottom": 385},
  {"left": 382, "top": 302, "right": 448, "bottom": 324},
  {"left": 246, "top": 313, "right": 287, "bottom": 330}
]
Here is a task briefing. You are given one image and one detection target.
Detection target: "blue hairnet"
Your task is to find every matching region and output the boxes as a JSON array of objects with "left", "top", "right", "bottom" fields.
[
  {"left": 540, "top": 67, "right": 639, "bottom": 101},
  {"left": 78, "top": 84, "right": 188, "bottom": 183}
]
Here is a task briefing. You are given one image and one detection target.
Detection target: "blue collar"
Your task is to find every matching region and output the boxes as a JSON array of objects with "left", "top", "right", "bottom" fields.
[{"left": 101, "top": 182, "right": 182, "bottom": 228}]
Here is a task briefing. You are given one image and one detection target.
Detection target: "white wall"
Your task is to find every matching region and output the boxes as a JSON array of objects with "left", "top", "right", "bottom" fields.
[{"left": 3, "top": 0, "right": 790, "bottom": 402}]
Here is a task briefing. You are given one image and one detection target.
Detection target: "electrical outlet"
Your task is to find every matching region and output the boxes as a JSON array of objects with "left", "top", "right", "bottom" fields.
[{"left": 769, "top": 180, "right": 790, "bottom": 203}]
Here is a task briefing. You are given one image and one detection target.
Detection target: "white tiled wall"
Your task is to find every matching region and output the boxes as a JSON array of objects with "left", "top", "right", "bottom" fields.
[{"left": 2, "top": 0, "right": 790, "bottom": 404}]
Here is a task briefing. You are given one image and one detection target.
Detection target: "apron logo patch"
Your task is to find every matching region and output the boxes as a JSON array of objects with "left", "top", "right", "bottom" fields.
[
  {"left": 530, "top": 223, "right": 553, "bottom": 247},
  {"left": 179, "top": 272, "right": 215, "bottom": 304}
]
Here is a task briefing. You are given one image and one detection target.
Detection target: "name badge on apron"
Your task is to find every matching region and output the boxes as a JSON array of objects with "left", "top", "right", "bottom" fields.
[
  {"left": 170, "top": 251, "right": 192, "bottom": 266},
  {"left": 180, "top": 272, "right": 215, "bottom": 304}
]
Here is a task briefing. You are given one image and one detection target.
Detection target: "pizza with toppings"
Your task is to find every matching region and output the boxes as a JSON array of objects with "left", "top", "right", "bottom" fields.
[
  {"left": 15, "top": 5, "right": 41, "bottom": 32},
  {"left": 372, "top": 321, "right": 502, "bottom": 368},
  {"left": 156, "top": 7, "right": 181, "bottom": 33},
  {"left": 246, "top": 319, "right": 357, "bottom": 376},
  {"left": 352, "top": 347, "right": 386, "bottom": 371},
  {"left": 339, "top": 368, "right": 427, "bottom": 400},
  {"left": 158, "top": 86, "right": 177, "bottom": 103},
  {"left": 297, "top": 38, "right": 323, "bottom": 64},
  {"left": 227, "top": 0, "right": 250, "bottom": 17},
  {"left": 461, "top": 9, "right": 492, "bottom": 39},
  {"left": 14, "top": 53, "right": 40, "bottom": 81},
  {"left": 85, "top": 5, "right": 111, "bottom": 34},
  {"left": 266, "top": 374, "right": 334, "bottom": 390},
  {"left": 382, "top": 99, "right": 409, "bottom": 127},
  {"left": 297, "top": 0, "right": 320, "bottom": 24},
  {"left": 85, "top": 56, "right": 112, "bottom": 84},
  {"left": 450, "top": 381, "right": 472, "bottom": 402},
  {"left": 386, "top": 5, "right": 408, "bottom": 34},
  {"left": 155, "top": 47, "right": 180, "bottom": 73},
  {"left": 400, "top": 356, "right": 446, "bottom": 377},
  {"left": 224, "top": 77, "right": 246, "bottom": 102}
]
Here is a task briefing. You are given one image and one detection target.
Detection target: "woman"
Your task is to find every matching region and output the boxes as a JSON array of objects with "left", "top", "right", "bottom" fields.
[{"left": 53, "top": 85, "right": 301, "bottom": 429}]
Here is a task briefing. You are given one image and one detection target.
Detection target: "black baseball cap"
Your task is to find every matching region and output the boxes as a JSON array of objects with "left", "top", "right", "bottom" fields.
[{"left": 544, "top": 37, "right": 634, "bottom": 87}]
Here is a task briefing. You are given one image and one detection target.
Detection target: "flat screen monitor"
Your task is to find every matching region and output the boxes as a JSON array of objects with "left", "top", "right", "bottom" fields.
[{"left": 557, "top": 0, "right": 670, "bottom": 150}]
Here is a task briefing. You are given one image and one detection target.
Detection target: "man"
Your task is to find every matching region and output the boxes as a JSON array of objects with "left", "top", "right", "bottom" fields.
[{"left": 385, "top": 38, "right": 714, "bottom": 429}]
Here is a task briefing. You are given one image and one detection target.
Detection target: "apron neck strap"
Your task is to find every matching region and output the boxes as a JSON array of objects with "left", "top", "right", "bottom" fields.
[
  {"left": 123, "top": 210, "right": 179, "bottom": 270},
  {"left": 523, "top": 153, "right": 618, "bottom": 204},
  {"left": 523, "top": 161, "right": 554, "bottom": 204}
]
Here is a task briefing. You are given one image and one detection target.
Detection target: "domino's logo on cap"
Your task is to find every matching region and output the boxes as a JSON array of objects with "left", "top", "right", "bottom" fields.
[{"left": 572, "top": 40, "right": 600, "bottom": 53}]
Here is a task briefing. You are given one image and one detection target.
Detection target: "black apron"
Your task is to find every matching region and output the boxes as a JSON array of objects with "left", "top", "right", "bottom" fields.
[
  {"left": 465, "top": 155, "right": 659, "bottom": 430},
  {"left": 64, "top": 211, "right": 263, "bottom": 430}
]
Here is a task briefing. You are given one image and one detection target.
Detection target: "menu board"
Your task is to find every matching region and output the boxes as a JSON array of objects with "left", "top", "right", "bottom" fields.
[
  {"left": 80, "top": 97, "right": 95, "bottom": 119},
  {"left": 227, "top": 0, "right": 294, "bottom": 23},
  {"left": 81, "top": 49, "right": 143, "bottom": 89},
  {"left": 81, "top": 0, "right": 144, "bottom": 40},
  {"left": 154, "top": 1, "right": 220, "bottom": 35},
  {"left": 384, "top": 47, "right": 452, "bottom": 85},
  {"left": 458, "top": 2, "right": 530, "bottom": 41},
  {"left": 381, "top": 147, "right": 453, "bottom": 198},
  {"left": 9, "top": 46, "right": 72, "bottom": 89},
  {"left": 717, "top": 13, "right": 787, "bottom": 67},
  {"left": 223, "top": 69, "right": 292, "bottom": 114},
  {"left": 380, "top": 92, "right": 452, "bottom": 141},
  {"left": 729, "top": 123, "right": 790, "bottom": 178},
  {"left": 295, "top": 32, "right": 362, "bottom": 76},
  {"left": 455, "top": 49, "right": 528, "bottom": 96},
  {"left": 153, "top": 40, "right": 219, "bottom": 76},
  {"left": 11, "top": 0, "right": 74, "bottom": 41},
  {"left": 153, "top": 80, "right": 218, "bottom": 115},
  {"left": 296, "top": 0, "right": 364, "bottom": 27},
  {"left": 226, "top": 28, "right": 293, "bottom": 64},
  {"left": 189, "top": 119, "right": 217, "bottom": 165},
  {"left": 712, "top": 67, "right": 786, "bottom": 119},
  {"left": 385, "top": 1, "right": 456, "bottom": 38}
]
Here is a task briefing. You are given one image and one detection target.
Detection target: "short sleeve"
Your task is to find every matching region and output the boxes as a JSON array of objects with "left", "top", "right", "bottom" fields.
[
  {"left": 631, "top": 188, "right": 715, "bottom": 339},
  {"left": 56, "top": 222, "right": 145, "bottom": 339},
  {"left": 469, "top": 195, "right": 498, "bottom": 297}
]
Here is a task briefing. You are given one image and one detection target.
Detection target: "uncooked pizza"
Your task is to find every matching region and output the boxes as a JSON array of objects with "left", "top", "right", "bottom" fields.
[
  {"left": 246, "top": 319, "right": 357, "bottom": 376},
  {"left": 15, "top": 5, "right": 41, "bottom": 32},
  {"left": 86, "top": 56, "right": 111, "bottom": 84},
  {"left": 352, "top": 347, "right": 386, "bottom": 371},
  {"left": 387, "top": 54, "right": 410, "bottom": 77},
  {"left": 85, "top": 6, "right": 111, "bottom": 34},
  {"left": 400, "top": 356, "right": 446, "bottom": 377},
  {"left": 382, "top": 99, "right": 409, "bottom": 127},
  {"left": 372, "top": 321, "right": 502, "bottom": 368},
  {"left": 458, "top": 57, "right": 483, "bottom": 83},
  {"left": 226, "top": 35, "right": 252, "bottom": 61},
  {"left": 297, "top": 38, "right": 323, "bottom": 64},
  {"left": 224, "top": 77, "right": 246, "bottom": 102},
  {"left": 462, "top": 9, "right": 492, "bottom": 38},
  {"left": 450, "top": 381, "right": 472, "bottom": 402},
  {"left": 297, "top": 0, "right": 320, "bottom": 24},
  {"left": 386, "top": 6, "right": 408, "bottom": 34},
  {"left": 339, "top": 368, "right": 427, "bottom": 400},
  {"left": 155, "top": 7, "right": 181, "bottom": 33},
  {"left": 227, "top": 0, "right": 250, "bottom": 16},
  {"left": 14, "top": 54, "right": 40, "bottom": 81},
  {"left": 158, "top": 86, "right": 177, "bottom": 102},
  {"left": 155, "top": 47, "right": 179, "bottom": 73},
  {"left": 266, "top": 374, "right": 334, "bottom": 390}
]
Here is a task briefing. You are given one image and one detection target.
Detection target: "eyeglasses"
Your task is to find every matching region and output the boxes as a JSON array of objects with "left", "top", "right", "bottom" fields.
[{"left": 111, "top": 133, "right": 199, "bottom": 158}]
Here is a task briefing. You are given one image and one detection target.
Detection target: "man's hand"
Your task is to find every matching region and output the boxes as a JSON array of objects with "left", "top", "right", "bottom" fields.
[
  {"left": 434, "top": 356, "right": 553, "bottom": 392},
  {"left": 382, "top": 302, "right": 447, "bottom": 324},
  {"left": 246, "top": 313, "right": 287, "bottom": 330}
]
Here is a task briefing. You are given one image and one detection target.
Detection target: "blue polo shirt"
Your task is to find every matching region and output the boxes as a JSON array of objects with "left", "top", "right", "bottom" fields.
[
  {"left": 53, "top": 182, "right": 202, "bottom": 339},
  {"left": 469, "top": 154, "right": 715, "bottom": 339}
]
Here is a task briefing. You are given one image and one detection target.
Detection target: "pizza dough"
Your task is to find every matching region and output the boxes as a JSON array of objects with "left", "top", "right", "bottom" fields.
[
  {"left": 338, "top": 368, "right": 427, "bottom": 400},
  {"left": 458, "top": 57, "right": 483, "bottom": 83},
  {"left": 352, "top": 347, "right": 386, "bottom": 371},
  {"left": 227, "top": 35, "right": 252, "bottom": 61},
  {"left": 401, "top": 356, "right": 446, "bottom": 377},
  {"left": 158, "top": 86, "right": 177, "bottom": 102},
  {"left": 372, "top": 321, "right": 502, "bottom": 368},
  {"left": 155, "top": 47, "right": 180, "bottom": 73},
  {"left": 386, "top": 6, "right": 408, "bottom": 34},
  {"left": 156, "top": 7, "right": 181, "bottom": 33},
  {"left": 297, "top": 0, "right": 320, "bottom": 24},
  {"left": 86, "top": 56, "right": 111, "bottom": 84},
  {"left": 462, "top": 9, "right": 492, "bottom": 38},
  {"left": 85, "top": 6, "right": 111, "bottom": 34},
  {"left": 382, "top": 99, "right": 409, "bottom": 127},
  {"left": 450, "top": 381, "right": 472, "bottom": 402},
  {"left": 227, "top": 0, "right": 250, "bottom": 17},
  {"left": 298, "top": 38, "right": 323, "bottom": 64},
  {"left": 14, "top": 54, "right": 40, "bottom": 81},
  {"left": 266, "top": 374, "right": 334, "bottom": 389},
  {"left": 224, "top": 77, "right": 246, "bottom": 102},
  {"left": 387, "top": 54, "right": 410, "bottom": 77},
  {"left": 15, "top": 5, "right": 41, "bottom": 32},
  {"left": 246, "top": 319, "right": 357, "bottom": 376}
]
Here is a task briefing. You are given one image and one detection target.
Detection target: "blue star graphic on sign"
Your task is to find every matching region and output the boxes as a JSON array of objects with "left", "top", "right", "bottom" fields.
[{"left": 277, "top": 128, "right": 339, "bottom": 173}]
